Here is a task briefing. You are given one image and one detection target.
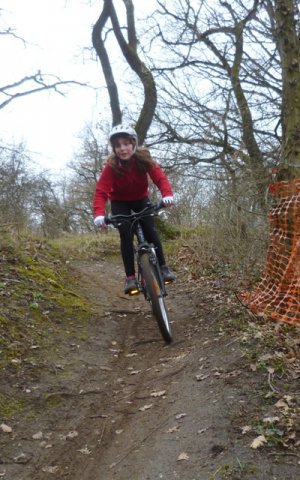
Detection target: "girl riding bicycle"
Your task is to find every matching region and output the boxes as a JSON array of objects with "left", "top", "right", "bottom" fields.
[{"left": 93, "top": 124, "right": 176, "bottom": 294}]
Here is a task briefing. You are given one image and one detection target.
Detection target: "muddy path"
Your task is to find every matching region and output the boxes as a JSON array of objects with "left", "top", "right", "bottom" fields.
[{"left": 1, "top": 259, "right": 299, "bottom": 480}]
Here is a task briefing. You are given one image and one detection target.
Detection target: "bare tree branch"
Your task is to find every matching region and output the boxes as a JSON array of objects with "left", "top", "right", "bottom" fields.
[
  {"left": 92, "top": 1, "right": 122, "bottom": 126},
  {"left": 0, "top": 73, "right": 89, "bottom": 110},
  {"left": 92, "top": 0, "right": 157, "bottom": 144}
]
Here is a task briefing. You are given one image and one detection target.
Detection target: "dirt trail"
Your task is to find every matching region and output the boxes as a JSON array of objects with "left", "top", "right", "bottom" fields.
[{"left": 1, "top": 260, "right": 299, "bottom": 479}]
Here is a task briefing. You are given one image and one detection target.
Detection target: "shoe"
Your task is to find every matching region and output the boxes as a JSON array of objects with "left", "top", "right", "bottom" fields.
[
  {"left": 124, "top": 276, "right": 139, "bottom": 295},
  {"left": 161, "top": 265, "right": 176, "bottom": 284}
]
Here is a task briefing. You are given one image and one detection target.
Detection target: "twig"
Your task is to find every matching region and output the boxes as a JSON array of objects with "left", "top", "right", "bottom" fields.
[
  {"left": 1, "top": 277, "right": 21, "bottom": 284},
  {"left": 267, "top": 371, "right": 279, "bottom": 393},
  {"left": 116, "top": 365, "right": 187, "bottom": 402},
  {"left": 98, "top": 419, "right": 106, "bottom": 446},
  {"left": 109, "top": 416, "right": 170, "bottom": 468},
  {"left": 48, "top": 278, "right": 82, "bottom": 298},
  {"left": 119, "top": 295, "right": 132, "bottom": 301},
  {"left": 267, "top": 452, "right": 300, "bottom": 458},
  {"left": 44, "top": 389, "right": 104, "bottom": 399},
  {"left": 225, "top": 336, "right": 242, "bottom": 347},
  {"left": 211, "top": 466, "right": 223, "bottom": 479},
  {"left": 106, "top": 309, "right": 142, "bottom": 315}
]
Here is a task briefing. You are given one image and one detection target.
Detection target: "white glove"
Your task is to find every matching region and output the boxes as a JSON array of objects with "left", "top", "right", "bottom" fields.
[
  {"left": 94, "top": 215, "right": 106, "bottom": 228},
  {"left": 162, "top": 196, "right": 174, "bottom": 207}
]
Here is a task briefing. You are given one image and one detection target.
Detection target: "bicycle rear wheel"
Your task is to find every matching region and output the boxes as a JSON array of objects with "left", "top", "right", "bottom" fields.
[{"left": 140, "top": 253, "right": 172, "bottom": 344}]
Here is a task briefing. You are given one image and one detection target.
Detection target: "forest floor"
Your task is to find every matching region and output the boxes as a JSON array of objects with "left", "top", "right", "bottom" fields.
[{"left": 0, "top": 237, "right": 299, "bottom": 480}]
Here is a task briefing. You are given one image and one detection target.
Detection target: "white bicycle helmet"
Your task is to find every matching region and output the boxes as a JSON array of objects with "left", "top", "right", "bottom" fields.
[{"left": 109, "top": 124, "right": 138, "bottom": 144}]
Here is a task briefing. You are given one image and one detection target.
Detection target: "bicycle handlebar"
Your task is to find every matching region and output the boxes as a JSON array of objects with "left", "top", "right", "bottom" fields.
[{"left": 104, "top": 201, "right": 164, "bottom": 227}]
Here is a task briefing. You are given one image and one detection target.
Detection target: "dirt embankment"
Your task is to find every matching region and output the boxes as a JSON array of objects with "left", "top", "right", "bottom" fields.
[{"left": 1, "top": 257, "right": 299, "bottom": 480}]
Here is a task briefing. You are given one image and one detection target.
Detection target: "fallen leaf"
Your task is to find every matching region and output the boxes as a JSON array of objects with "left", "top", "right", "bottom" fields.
[
  {"left": 177, "top": 452, "right": 189, "bottom": 461},
  {"left": 40, "top": 441, "right": 52, "bottom": 449},
  {"left": 78, "top": 446, "right": 91, "bottom": 455},
  {"left": 0, "top": 424, "right": 12, "bottom": 433},
  {"left": 226, "top": 370, "right": 241, "bottom": 377},
  {"left": 241, "top": 425, "right": 252, "bottom": 434},
  {"left": 175, "top": 413, "right": 187, "bottom": 420},
  {"left": 254, "top": 331, "right": 263, "bottom": 339},
  {"left": 287, "top": 431, "right": 296, "bottom": 441},
  {"left": 197, "top": 428, "right": 208, "bottom": 434},
  {"left": 250, "top": 435, "right": 267, "bottom": 449},
  {"left": 151, "top": 390, "right": 166, "bottom": 397},
  {"left": 166, "top": 425, "right": 180, "bottom": 433},
  {"left": 42, "top": 466, "right": 59, "bottom": 474},
  {"left": 275, "top": 399, "right": 289, "bottom": 411},
  {"left": 263, "top": 416, "right": 280, "bottom": 424},
  {"left": 195, "top": 374, "right": 210, "bottom": 381},
  {"left": 66, "top": 430, "right": 78, "bottom": 439},
  {"left": 139, "top": 404, "right": 153, "bottom": 412},
  {"left": 11, "top": 358, "right": 22, "bottom": 365},
  {"left": 174, "top": 353, "right": 187, "bottom": 361},
  {"left": 13, "top": 453, "right": 28, "bottom": 464}
]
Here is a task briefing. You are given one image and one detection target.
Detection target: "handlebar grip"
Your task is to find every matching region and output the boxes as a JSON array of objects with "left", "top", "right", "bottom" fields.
[{"left": 104, "top": 216, "right": 112, "bottom": 225}]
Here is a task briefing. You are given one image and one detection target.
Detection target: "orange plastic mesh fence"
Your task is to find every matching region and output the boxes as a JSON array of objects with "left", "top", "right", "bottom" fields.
[{"left": 240, "top": 179, "right": 300, "bottom": 326}]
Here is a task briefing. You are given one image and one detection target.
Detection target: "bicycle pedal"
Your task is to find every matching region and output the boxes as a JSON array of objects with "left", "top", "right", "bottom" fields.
[{"left": 129, "top": 288, "right": 139, "bottom": 296}]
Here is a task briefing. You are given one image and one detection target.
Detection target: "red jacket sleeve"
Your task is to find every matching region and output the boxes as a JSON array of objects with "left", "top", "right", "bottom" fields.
[
  {"left": 149, "top": 164, "right": 173, "bottom": 197},
  {"left": 93, "top": 163, "right": 113, "bottom": 216}
]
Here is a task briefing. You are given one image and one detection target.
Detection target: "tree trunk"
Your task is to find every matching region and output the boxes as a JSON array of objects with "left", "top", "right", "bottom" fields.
[
  {"left": 243, "top": 0, "right": 300, "bottom": 326},
  {"left": 92, "top": 0, "right": 157, "bottom": 144},
  {"left": 275, "top": 0, "right": 300, "bottom": 180},
  {"left": 92, "top": 2, "right": 122, "bottom": 126}
]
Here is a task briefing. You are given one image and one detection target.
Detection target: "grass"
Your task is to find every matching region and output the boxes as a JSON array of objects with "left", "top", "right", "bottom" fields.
[
  {"left": 0, "top": 233, "right": 91, "bottom": 369},
  {"left": 50, "top": 230, "right": 120, "bottom": 261},
  {"left": 0, "top": 393, "right": 25, "bottom": 418}
]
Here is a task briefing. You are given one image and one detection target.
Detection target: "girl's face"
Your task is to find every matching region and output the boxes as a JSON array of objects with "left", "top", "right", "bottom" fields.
[{"left": 113, "top": 136, "right": 135, "bottom": 160}]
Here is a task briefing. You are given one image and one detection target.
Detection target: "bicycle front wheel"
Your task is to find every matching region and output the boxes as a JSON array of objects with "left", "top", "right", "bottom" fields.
[{"left": 140, "top": 253, "right": 172, "bottom": 344}]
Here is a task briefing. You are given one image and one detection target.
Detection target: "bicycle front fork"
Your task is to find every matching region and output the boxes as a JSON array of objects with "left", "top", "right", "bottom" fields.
[{"left": 138, "top": 250, "right": 167, "bottom": 300}]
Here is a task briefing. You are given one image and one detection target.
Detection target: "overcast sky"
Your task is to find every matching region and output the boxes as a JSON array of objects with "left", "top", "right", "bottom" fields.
[{"left": 0, "top": 1, "right": 118, "bottom": 173}]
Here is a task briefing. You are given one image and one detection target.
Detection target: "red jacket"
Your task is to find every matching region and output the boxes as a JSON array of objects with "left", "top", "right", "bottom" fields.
[{"left": 93, "top": 157, "right": 173, "bottom": 216}]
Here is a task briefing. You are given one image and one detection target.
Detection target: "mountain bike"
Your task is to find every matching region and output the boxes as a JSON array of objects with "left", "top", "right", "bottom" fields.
[{"left": 105, "top": 202, "right": 173, "bottom": 344}]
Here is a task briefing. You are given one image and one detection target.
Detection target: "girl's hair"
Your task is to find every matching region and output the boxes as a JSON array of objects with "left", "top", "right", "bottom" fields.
[{"left": 108, "top": 145, "right": 156, "bottom": 176}]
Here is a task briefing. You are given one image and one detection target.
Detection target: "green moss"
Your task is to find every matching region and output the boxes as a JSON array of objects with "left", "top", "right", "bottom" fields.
[
  {"left": 44, "top": 394, "right": 64, "bottom": 408},
  {"left": 0, "top": 234, "right": 93, "bottom": 370},
  {"left": 0, "top": 393, "right": 25, "bottom": 418}
]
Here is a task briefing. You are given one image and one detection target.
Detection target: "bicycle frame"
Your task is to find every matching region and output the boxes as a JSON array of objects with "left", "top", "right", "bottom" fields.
[
  {"left": 104, "top": 202, "right": 172, "bottom": 343},
  {"left": 105, "top": 202, "right": 167, "bottom": 297}
]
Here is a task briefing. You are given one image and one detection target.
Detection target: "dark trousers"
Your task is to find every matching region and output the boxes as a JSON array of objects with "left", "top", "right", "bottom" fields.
[{"left": 111, "top": 197, "right": 166, "bottom": 277}]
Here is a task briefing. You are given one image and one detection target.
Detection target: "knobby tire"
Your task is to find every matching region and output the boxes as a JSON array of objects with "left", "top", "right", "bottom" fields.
[{"left": 140, "top": 253, "right": 172, "bottom": 344}]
